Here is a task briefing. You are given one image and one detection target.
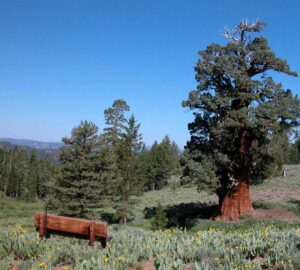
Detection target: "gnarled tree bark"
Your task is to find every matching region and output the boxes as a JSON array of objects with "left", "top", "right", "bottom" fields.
[{"left": 218, "top": 181, "right": 254, "bottom": 221}]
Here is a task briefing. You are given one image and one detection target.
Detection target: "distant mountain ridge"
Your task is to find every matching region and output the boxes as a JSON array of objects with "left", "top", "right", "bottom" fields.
[
  {"left": 0, "top": 138, "right": 63, "bottom": 149},
  {"left": 0, "top": 140, "right": 60, "bottom": 162}
]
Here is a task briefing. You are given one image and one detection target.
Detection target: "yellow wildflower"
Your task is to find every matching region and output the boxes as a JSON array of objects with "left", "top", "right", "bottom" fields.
[{"left": 38, "top": 261, "right": 46, "bottom": 268}]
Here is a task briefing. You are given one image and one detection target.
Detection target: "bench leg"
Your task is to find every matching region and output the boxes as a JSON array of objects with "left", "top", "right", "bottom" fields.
[
  {"left": 89, "top": 221, "right": 95, "bottom": 246},
  {"left": 39, "top": 213, "right": 46, "bottom": 239},
  {"left": 100, "top": 237, "right": 107, "bottom": 248}
]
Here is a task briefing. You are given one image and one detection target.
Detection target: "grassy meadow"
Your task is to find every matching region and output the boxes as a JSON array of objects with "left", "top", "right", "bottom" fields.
[{"left": 0, "top": 165, "right": 300, "bottom": 269}]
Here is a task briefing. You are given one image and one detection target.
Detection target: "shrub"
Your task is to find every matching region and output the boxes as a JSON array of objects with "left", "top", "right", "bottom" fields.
[{"left": 151, "top": 203, "right": 168, "bottom": 230}]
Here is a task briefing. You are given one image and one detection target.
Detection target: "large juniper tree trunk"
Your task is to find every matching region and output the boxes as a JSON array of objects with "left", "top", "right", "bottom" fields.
[
  {"left": 218, "top": 181, "right": 254, "bottom": 221},
  {"left": 218, "top": 129, "right": 255, "bottom": 221}
]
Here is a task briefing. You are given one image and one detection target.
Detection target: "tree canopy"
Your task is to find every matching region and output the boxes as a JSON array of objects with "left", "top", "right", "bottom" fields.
[{"left": 182, "top": 20, "right": 300, "bottom": 220}]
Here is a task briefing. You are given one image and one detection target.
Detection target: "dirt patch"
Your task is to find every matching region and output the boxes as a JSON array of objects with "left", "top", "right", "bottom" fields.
[
  {"left": 251, "top": 186, "right": 300, "bottom": 204},
  {"left": 129, "top": 258, "right": 155, "bottom": 270},
  {"left": 10, "top": 261, "right": 72, "bottom": 270},
  {"left": 9, "top": 261, "right": 18, "bottom": 270},
  {"left": 254, "top": 208, "right": 299, "bottom": 222},
  {"left": 54, "top": 263, "right": 72, "bottom": 270}
]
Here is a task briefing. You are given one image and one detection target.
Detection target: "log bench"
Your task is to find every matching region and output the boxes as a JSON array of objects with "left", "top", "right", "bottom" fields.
[{"left": 34, "top": 212, "right": 109, "bottom": 247}]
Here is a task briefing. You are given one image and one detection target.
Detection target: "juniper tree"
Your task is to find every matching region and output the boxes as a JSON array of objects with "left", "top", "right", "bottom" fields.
[
  {"left": 182, "top": 20, "right": 300, "bottom": 220},
  {"left": 53, "top": 120, "right": 103, "bottom": 218}
]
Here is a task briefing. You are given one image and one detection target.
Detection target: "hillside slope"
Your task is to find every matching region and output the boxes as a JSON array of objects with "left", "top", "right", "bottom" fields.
[
  {"left": 0, "top": 165, "right": 299, "bottom": 231},
  {"left": 98, "top": 165, "right": 300, "bottom": 228}
]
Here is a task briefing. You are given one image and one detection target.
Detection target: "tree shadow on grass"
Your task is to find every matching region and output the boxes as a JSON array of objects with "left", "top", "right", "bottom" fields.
[
  {"left": 288, "top": 199, "right": 300, "bottom": 208},
  {"left": 144, "top": 202, "right": 219, "bottom": 229},
  {"left": 287, "top": 199, "right": 300, "bottom": 215},
  {"left": 100, "top": 212, "right": 121, "bottom": 224},
  {"left": 100, "top": 211, "right": 135, "bottom": 224}
]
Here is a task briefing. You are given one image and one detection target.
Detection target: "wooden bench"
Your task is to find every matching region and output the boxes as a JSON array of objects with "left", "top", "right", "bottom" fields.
[{"left": 34, "top": 212, "right": 109, "bottom": 247}]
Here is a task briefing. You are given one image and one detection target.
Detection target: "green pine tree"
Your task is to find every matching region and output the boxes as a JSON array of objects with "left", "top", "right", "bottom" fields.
[
  {"left": 26, "top": 150, "right": 39, "bottom": 200},
  {"left": 151, "top": 203, "right": 168, "bottom": 230},
  {"left": 102, "top": 99, "right": 130, "bottom": 196},
  {"left": 53, "top": 120, "right": 103, "bottom": 218},
  {"left": 37, "top": 155, "right": 55, "bottom": 198},
  {"left": 0, "top": 145, "right": 9, "bottom": 194},
  {"left": 117, "top": 114, "right": 143, "bottom": 224},
  {"left": 141, "top": 137, "right": 180, "bottom": 191},
  {"left": 289, "top": 137, "right": 300, "bottom": 164},
  {"left": 103, "top": 99, "right": 130, "bottom": 145}
]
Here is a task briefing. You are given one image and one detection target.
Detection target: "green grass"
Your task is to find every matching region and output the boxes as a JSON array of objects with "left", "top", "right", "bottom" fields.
[
  {"left": 250, "top": 164, "right": 300, "bottom": 216},
  {"left": 259, "top": 165, "right": 300, "bottom": 188},
  {"left": 0, "top": 192, "right": 43, "bottom": 231},
  {"left": 0, "top": 165, "right": 300, "bottom": 269},
  {"left": 128, "top": 164, "right": 300, "bottom": 227},
  {"left": 1, "top": 222, "right": 300, "bottom": 270},
  {"left": 1, "top": 165, "right": 299, "bottom": 233}
]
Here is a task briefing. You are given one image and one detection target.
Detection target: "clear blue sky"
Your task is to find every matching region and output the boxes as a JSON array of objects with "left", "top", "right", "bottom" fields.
[{"left": 0, "top": 0, "right": 299, "bottom": 147}]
